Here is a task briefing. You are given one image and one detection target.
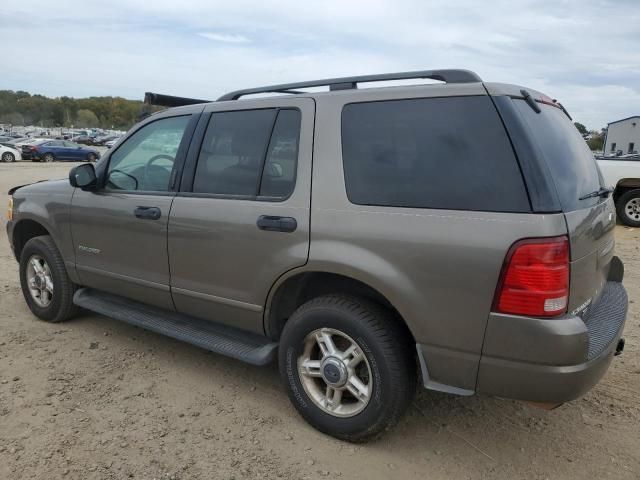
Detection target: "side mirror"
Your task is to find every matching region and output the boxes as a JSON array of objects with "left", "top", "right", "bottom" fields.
[{"left": 69, "top": 163, "right": 97, "bottom": 190}]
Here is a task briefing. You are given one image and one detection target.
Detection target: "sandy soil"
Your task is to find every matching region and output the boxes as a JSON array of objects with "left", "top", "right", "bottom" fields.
[{"left": 0, "top": 161, "right": 639, "bottom": 480}]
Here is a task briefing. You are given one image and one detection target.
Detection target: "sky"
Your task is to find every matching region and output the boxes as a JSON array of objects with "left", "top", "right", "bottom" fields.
[{"left": 0, "top": 0, "right": 638, "bottom": 130}]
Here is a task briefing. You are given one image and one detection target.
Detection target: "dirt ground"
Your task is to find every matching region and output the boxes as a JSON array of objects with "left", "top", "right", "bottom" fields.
[{"left": 0, "top": 161, "right": 638, "bottom": 480}]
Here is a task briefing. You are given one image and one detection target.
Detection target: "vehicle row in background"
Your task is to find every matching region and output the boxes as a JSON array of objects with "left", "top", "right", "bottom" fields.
[{"left": 21, "top": 139, "right": 100, "bottom": 162}]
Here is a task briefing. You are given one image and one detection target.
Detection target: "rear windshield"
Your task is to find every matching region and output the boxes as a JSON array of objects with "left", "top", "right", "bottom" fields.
[
  {"left": 513, "top": 100, "right": 603, "bottom": 212},
  {"left": 341, "top": 96, "right": 530, "bottom": 212}
]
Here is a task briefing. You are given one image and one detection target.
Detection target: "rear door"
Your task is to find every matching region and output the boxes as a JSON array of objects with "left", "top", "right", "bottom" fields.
[
  {"left": 168, "top": 97, "right": 314, "bottom": 334},
  {"left": 510, "top": 98, "right": 616, "bottom": 313}
]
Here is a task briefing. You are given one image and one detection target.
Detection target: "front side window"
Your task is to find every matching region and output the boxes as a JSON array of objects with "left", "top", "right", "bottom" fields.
[
  {"left": 106, "top": 115, "right": 190, "bottom": 192},
  {"left": 193, "top": 108, "right": 301, "bottom": 198}
]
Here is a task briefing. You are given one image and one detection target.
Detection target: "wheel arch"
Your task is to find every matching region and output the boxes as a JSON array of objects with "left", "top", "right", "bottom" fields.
[
  {"left": 613, "top": 178, "right": 640, "bottom": 202},
  {"left": 264, "top": 269, "right": 415, "bottom": 344},
  {"left": 12, "top": 218, "right": 52, "bottom": 260}
]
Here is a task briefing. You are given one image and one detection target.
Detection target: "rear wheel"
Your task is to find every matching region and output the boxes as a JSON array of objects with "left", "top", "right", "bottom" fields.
[
  {"left": 19, "top": 236, "right": 78, "bottom": 322},
  {"left": 1, "top": 152, "right": 15, "bottom": 162},
  {"left": 42, "top": 153, "right": 54, "bottom": 163},
  {"left": 616, "top": 189, "right": 640, "bottom": 227},
  {"left": 279, "top": 295, "right": 416, "bottom": 442}
]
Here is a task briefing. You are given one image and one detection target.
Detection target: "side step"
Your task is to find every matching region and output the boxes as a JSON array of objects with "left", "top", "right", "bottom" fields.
[{"left": 73, "top": 288, "right": 278, "bottom": 366}]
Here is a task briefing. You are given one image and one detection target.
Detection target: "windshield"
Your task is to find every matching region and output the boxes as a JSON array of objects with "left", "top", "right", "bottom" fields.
[{"left": 514, "top": 100, "right": 603, "bottom": 212}]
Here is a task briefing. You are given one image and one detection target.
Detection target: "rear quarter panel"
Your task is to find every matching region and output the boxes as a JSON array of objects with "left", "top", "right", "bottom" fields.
[{"left": 309, "top": 86, "right": 568, "bottom": 390}]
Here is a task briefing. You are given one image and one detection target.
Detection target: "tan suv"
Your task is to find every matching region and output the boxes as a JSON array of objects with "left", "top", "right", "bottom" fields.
[{"left": 6, "top": 69, "right": 628, "bottom": 441}]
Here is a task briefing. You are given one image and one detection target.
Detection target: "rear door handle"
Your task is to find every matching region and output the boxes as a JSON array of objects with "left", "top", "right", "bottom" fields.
[
  {"left": 134, "top": 206, "right": 161, "bottom": 220},
  {"left": 257, "top": 215, "right": 297, "bottom": 233}
]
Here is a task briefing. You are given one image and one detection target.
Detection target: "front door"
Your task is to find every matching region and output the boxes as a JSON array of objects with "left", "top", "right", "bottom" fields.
[
  {"left": 70, "top": 113, "right": 196, "bottom": 310},
  {"left": 168, "top": 98, "right": 314, "bottom": 333}
]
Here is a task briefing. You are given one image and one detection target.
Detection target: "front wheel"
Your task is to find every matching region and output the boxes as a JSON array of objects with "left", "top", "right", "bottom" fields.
[
  {"left": 19, "top": 235, "right": 78, "bottom": 322},
  {"left": 279, "top": 295, "right": 416, "bottom": 442},
  {"left": 1, "top": 152, "right": 15, "bottom": 162},
  {"left": 86, "top": 152, "right": 97, "bottom": 162},
  {"left": 616, "top": 189, "right": 640, "bottom": 227}
]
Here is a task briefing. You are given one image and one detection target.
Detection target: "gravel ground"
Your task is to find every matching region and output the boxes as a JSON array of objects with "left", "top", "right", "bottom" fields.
[{"left": 0, "top": 161, "right": 639, "bottom": 480}]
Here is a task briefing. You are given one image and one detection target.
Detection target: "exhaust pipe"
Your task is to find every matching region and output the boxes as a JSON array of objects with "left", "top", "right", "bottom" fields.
[{"left": 615, "top": 338, "right": 625, "bottom": 356}]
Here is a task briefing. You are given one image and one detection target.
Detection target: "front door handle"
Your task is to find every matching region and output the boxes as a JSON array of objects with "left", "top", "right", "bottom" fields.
[
  {"left": 257, "top": 215, "right": 297, "bottom": 233},
  {"left": 134, "top": 206, "right": 161, "bottom": 220}
]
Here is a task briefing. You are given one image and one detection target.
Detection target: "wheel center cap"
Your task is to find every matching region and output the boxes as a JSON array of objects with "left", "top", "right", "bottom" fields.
[
  {"left": 34, "top": 276, "right": 43, "bottom": 288},
  {"left": 321, "top": 357, "right": 348, "bottom": 387}
]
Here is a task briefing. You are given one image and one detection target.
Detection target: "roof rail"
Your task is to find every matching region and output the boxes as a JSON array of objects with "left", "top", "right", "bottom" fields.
[
  {"left": 217, "top": 69, "right": 482, "bottom": 101},
  {"left": 144, "top": 92, "right": 211, "bottom": 108}
]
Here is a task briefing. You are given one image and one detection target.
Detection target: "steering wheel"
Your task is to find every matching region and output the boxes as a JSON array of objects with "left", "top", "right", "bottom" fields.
[{"left": 143, "top": 154, "right": 175, "bottom": 190}]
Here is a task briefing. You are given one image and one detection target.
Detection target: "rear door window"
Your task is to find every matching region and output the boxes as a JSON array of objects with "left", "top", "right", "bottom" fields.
[
  {"left": 341, "top": 96, "right": 530, "bottom": 212},
  {"left": 193, "top": 108, "right": 301, "bottom": 199},
  {"left": 513, "top": 100, "right": 603, "bottom": 212}
]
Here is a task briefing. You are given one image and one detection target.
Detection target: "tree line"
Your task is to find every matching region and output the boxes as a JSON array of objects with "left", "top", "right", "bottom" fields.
[
  {"left": 0, "top": 90, "right": 146, "bottom": 130},
  {"left": 574, "top": 122, "right": 606, "bottom": 151}
]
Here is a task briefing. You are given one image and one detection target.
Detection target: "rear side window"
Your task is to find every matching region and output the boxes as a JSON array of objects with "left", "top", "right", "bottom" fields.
[
  {"left": 193, "top": 108, "right": 300, "bottom": 199},
  {"left": 513, "top": 100, "right": 602, "bottom": 212},
  {"left": 341, "top": 96, "right": 530, "bottom": 212}
]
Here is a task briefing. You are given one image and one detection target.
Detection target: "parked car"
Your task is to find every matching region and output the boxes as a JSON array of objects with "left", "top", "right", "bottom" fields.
[
  {"left": 6, "top": 69, "right": 628, "bottom": 441},
  {"left": 0, "top": 144, "right": 21, "bottom": 162},
  {"left": 71, "top": 135, "right": 96, "bottom": 145},
  {"left": 104, "top": 138, "right": 119, "bottom": 148},
  {"left": 22, "top": 139, "right": 100, "bottom": 162},
  {"left": 93, "top": 135, "right": 119, "bottom": 146},
  {"left": 597, "top": 156, "right": 640, "bottom": 226}
]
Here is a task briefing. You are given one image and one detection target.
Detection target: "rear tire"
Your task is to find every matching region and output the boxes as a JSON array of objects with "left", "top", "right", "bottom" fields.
[
  {"left": 19, "top": 236, "right": 78, "bottom": 322},
  {"left": 1, "top": 152, "right": 15, "bottom": 162},
  {"left": 42, "top": 153, "right": 54, "bottom": 163},
  {"left": 279, "top": 295, "right": 416, "bottom": 442},
  {"left": 616, "top": 189, "right": 640, "bottom": 227}
]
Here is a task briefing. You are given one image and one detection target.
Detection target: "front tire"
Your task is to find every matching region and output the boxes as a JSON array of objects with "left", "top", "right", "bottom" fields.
[
  {"left": 279, "top": 295, "right": 416, "bottom": 442},
  {"left": 1, "top": 152, "right": 15, "bottom": 162},
  {"left": 19, "top": 236, "right": 78, "bottom": 322},
  {"left": 86, "top": 152, "right": 97, "bottom": 162},
  {"left": 616, "top": 189, "right": 640, "bottom": 227}
]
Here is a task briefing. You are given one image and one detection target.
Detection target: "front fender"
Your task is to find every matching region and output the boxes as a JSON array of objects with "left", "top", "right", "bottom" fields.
[{"left": 12, "top": 179, "right": 78, "bottom": 282}]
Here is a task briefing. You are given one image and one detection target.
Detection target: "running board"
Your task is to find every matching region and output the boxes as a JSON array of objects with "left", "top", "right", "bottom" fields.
[{"left": 73, "top": 288, "right": 278, "bottom": 366}]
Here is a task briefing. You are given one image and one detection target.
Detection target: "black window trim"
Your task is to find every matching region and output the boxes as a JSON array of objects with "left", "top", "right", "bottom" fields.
[
  {"left": 182, "top": 106, "right": 302, "bottom": 202},
  {"left": 339, "top": 94, "right": 535, "bottom": 214},
  {"left": 98, "top": 113, "right": 198, "bottom": 195}
]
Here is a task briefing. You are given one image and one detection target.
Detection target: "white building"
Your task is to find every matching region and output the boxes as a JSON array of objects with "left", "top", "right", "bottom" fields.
[{"left": 604, "top": 116, "right": 639, "bottom": 155}]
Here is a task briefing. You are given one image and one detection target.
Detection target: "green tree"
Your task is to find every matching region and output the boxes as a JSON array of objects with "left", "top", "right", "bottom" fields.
[
  {"left": 75, "top": 109, "right": 100, "bottom": 127},
  {"left": 587, "top": 131, "right": 605, "bottom": 152},
  {"left": 574, "top": 122, "right": 588, "bottom": 135}
]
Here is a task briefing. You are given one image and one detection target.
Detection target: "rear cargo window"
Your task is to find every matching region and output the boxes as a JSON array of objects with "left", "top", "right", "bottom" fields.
[
  {"left": 513, "top": 100, "right": 603, "bottom": 212},
  {"left": 341, "top": 96, "right": 530, "bottom": 212}
]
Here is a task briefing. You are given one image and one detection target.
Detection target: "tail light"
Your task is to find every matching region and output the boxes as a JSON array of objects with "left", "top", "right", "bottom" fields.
[
  {"left": 493, "top": 236, "right": 570, "bottom": 317},
  {"left": 30, "top": 146, "right": 39, "bottom": 152}
]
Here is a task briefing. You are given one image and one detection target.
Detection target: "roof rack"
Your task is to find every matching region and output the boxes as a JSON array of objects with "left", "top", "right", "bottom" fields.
[
  {"left": 217, "top": 69, "right": 482, "bottom": 101},
  {"left": 144, "top": 92, "right": 211, "bottom": 108}
]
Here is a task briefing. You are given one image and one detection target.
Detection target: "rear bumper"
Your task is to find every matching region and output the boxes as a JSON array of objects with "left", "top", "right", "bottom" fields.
[{"left": 476, "top": 280, "right": 627, "bottom": 403}]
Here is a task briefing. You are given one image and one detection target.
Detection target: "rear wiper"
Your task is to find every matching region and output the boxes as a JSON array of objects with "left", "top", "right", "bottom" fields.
[
  {"left": 554, "top": 101, "right": 572, "bottom": 120},
  {"left": 579, "top": 187, "right": 613, "bottom": 201}
]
